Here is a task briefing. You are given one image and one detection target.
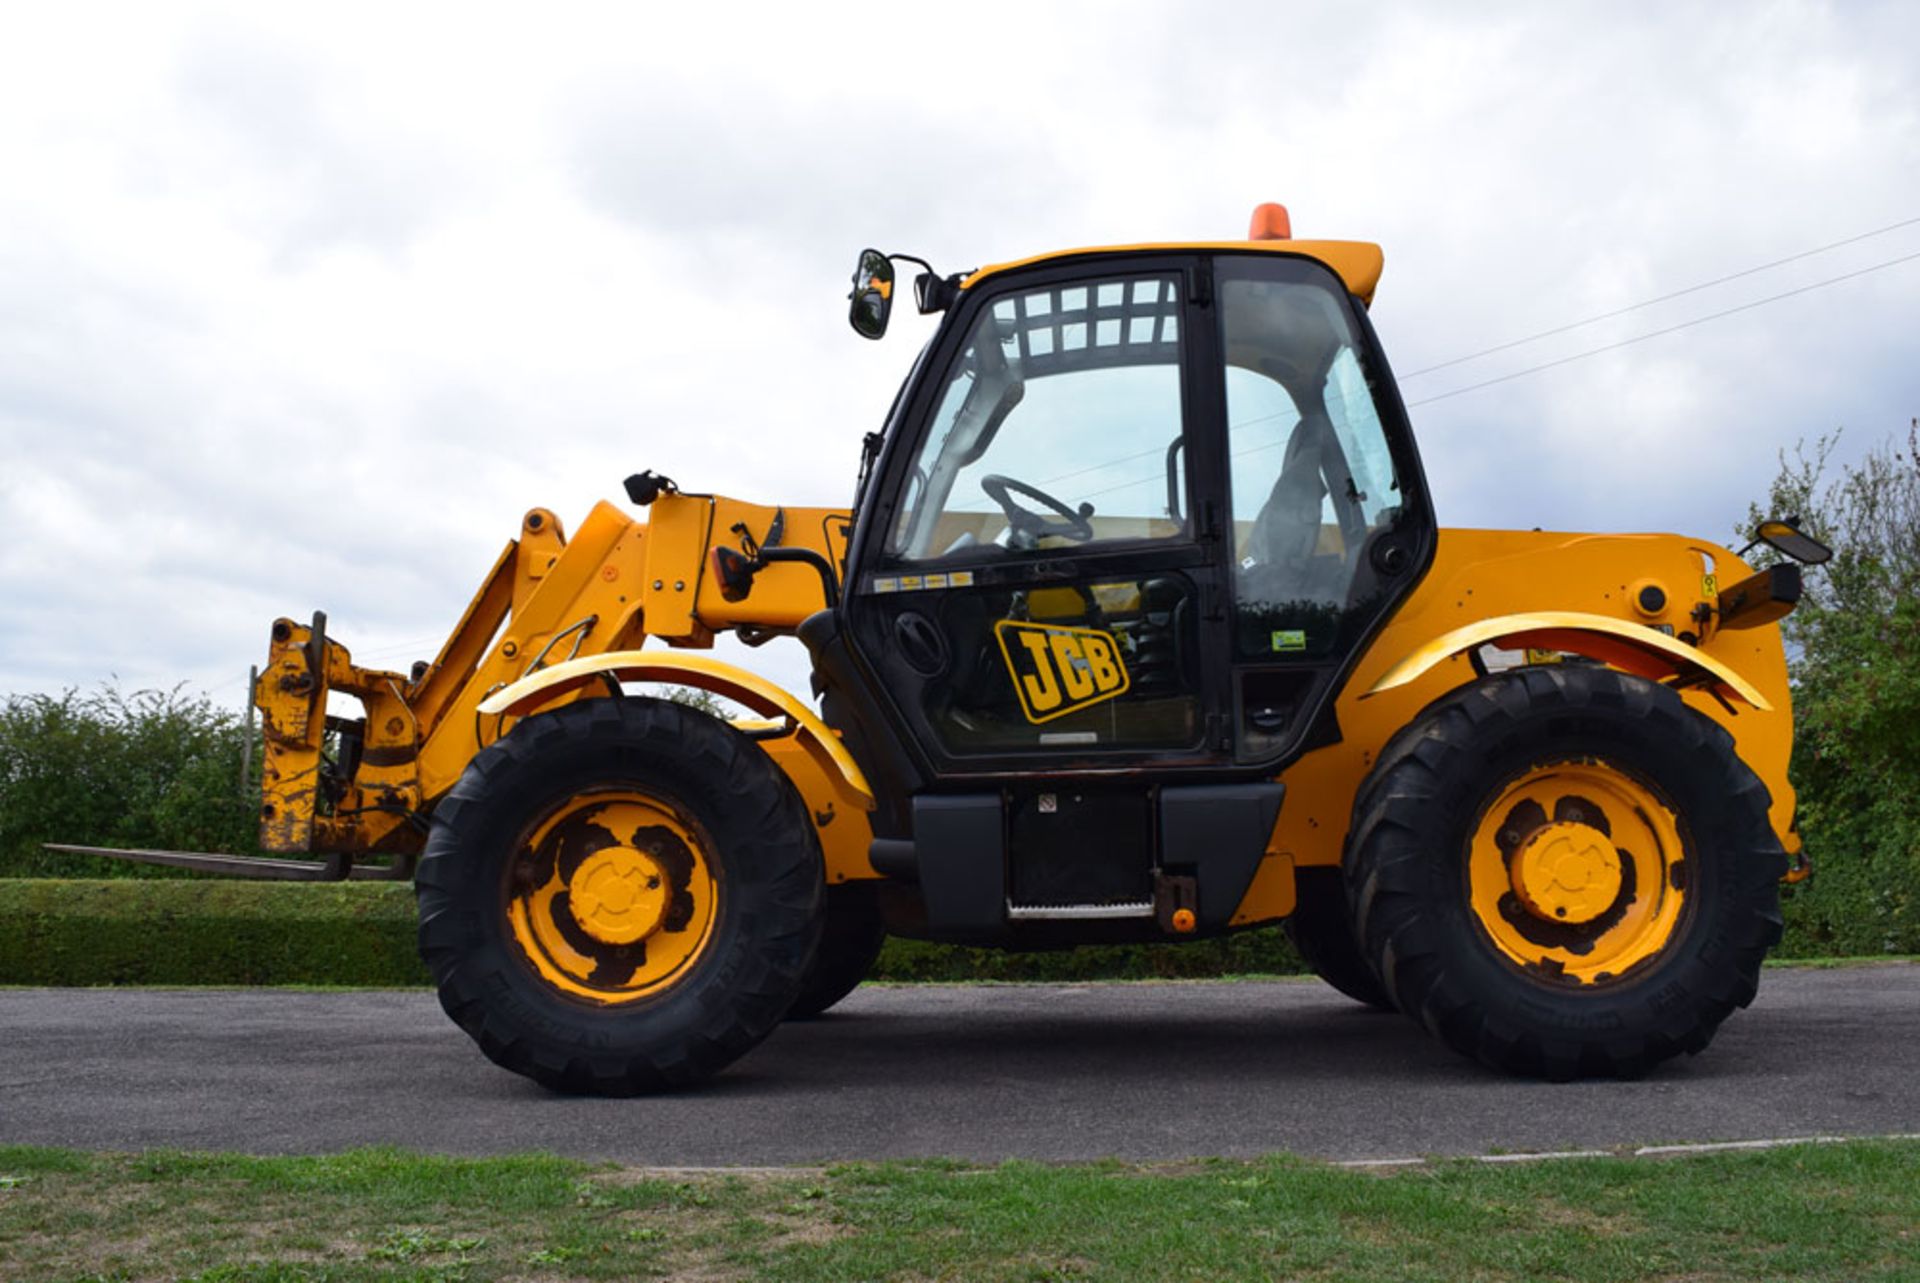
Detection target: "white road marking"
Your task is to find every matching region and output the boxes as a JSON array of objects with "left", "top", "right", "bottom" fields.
[{"left": 1334, "top": 1132, "right": 1920, "bottom": 1169}]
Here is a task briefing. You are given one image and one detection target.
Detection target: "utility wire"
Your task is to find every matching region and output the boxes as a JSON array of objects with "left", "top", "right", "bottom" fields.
[
  {"left": 1404, "top": 248, "right": 1920, "bottom": 409},
  {"left": 1399, "top": 214, "right": 1920, "bottom": 379}
]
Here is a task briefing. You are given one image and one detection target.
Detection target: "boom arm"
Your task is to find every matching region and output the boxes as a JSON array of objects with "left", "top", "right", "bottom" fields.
[{"left": 252, "top": 491, "right": 851, "bottom": 857}]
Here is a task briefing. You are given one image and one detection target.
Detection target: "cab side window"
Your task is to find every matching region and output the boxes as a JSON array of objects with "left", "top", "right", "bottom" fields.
[
  {"left": 1220, "top": 264, "right": 1404, "bottom": 660},
  {"left": 889, "top": 275, "right": 1188, "bottom": 563}
]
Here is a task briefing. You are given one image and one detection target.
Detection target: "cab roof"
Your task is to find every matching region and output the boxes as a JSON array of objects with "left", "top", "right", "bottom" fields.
[{"left": 961, "top": 239, "right": 1385, "bottom": 306}]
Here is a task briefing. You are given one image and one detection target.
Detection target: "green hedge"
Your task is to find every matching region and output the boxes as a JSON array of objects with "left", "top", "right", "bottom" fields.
[
  {"left": 0, "top": 880, "right": 430, "bottom": 987},
  {"left": 0, "top": 873, "right": 1892, "bottom": 989},
  {"left": 0, "top": 879, "right": 1312, "bottom": 987}
]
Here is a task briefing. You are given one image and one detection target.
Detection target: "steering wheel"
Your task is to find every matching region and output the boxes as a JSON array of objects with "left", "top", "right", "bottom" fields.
[{"left": 980, "top": 474, "right": 1095, "bottom": 546}]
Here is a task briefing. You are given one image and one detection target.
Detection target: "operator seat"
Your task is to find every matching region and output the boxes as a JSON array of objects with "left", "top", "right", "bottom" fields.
[{"left": 1240, "top": 410, "right": 1352, "bottom": 607}]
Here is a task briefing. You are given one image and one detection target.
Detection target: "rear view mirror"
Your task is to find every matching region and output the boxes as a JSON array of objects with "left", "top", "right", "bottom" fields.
[
  {"left": 1751, "top": 517, "right": 1832, "bottom": 566},
  {"left": 849, "top": 249, "right": 894, "bottom": 340}
]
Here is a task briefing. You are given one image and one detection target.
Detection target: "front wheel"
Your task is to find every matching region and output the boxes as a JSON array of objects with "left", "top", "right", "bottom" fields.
[
  {"left": 416, "top": 697, "right": 823, "bottom": 1094},
  {"left": 1346, "top": 666, "right": 1785, "bottom": 1079}
]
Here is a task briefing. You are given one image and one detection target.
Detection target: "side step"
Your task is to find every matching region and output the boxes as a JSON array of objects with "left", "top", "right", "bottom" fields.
[
  {"left": 1005, "top": 900, "right": 1154, "bottom": 921},
  {"left": 43, "top": 844, "right": 415, "bottom": 882}
]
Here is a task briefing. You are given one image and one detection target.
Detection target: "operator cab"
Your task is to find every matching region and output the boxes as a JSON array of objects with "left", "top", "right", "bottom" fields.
[{"left": 805, "top": 208, "right": 1436, "bottom": 942}]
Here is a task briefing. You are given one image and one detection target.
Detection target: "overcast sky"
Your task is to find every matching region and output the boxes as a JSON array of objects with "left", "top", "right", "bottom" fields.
[{"left": 2, "top": 1, "right": 1915, "bottom": 710}]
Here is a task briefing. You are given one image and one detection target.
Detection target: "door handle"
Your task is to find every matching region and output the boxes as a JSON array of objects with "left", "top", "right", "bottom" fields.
[{"left": 894, "top": 612, "right": 949, "bottom": 677}]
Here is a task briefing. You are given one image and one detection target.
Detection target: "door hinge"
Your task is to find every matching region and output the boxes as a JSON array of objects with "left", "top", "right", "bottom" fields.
[
  {"left": 1205, "top": 711, "right": 1233, "bottom": 751},
  {"left": 1199, "top": 576, "right": 1226, "bottom": 623}
]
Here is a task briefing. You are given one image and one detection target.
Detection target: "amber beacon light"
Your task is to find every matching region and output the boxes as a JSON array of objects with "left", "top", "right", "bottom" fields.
[{"left": 1248, "top": 202, "right": 1292, "bottom": 240}]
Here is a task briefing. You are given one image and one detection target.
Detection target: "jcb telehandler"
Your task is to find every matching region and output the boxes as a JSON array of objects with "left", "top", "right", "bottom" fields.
[{"left": 61, "top": 203, "right": 1823, "bottom": 1092}]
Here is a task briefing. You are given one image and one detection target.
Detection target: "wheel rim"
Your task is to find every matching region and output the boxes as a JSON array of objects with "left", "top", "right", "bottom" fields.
[
  {"left": 1465, "top": 760, "right": 1689, "bottom": 985},
  {"left": 505, "top": 789, "right": 720, "bottom": 1004}
]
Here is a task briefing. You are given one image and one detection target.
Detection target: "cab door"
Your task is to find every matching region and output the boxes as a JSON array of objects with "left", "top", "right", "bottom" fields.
[
  {"left": 845, "top": 259, "right": 1232, "bottom": 780},
  {"left": 835, "top": 258, "right": 1259, "bottom": 930}
]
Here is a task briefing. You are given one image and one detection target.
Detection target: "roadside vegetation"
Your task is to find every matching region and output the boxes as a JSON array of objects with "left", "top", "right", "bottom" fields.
[
  {"left": 1742, "top": 423, "right": 1920, "bottom": 955},
  {"left": 1, "top": 424, "right": 1916, "bottom": 977},
  {"left": 0, "top": 683, "right": 255, "bottom": 879},
  {"left": 0, "top": 878, "right": 1309, "bottom": 986},
  {"left": 1, "top": 1139, "right": 1915, "bottom": 1282}
]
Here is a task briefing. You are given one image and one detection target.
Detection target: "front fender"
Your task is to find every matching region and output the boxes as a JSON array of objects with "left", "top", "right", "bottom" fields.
[
  {"left": 1364, "top": 610, "right": 1771, "bottom": 711},
  {"left": 476, "top": 650, "right": 875, "bottom": 813}
]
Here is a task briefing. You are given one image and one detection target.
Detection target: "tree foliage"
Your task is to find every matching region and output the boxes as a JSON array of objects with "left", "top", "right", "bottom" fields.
[
  {"left": 1747, "top": 421, "right": 1920, "bottom": 953},
  {"left": 0, "top": 684, "right": 257, "bottom": 877}
]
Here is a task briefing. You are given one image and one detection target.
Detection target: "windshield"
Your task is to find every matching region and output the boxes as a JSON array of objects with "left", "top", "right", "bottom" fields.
[{"left": 888, "top": 274, "right": 1188, "bottom": 562}]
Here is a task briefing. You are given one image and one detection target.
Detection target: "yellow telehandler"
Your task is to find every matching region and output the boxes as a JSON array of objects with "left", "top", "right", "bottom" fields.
[{"left": 60, "top": 204, "right": 1825, "bottom": 1092}]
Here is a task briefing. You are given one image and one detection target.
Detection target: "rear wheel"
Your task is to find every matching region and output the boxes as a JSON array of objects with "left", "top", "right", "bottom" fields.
[
  {"left": 785, "top": 883, "right": 888, "bottom": 1020},
  {"left": 1283, "top": 868, "right": 1393, "bottom": 1010},
  {"left": 1346, "top": 666, "right": 1784, "bottom": 1079},
  {"left": 416, "top": 697, "right": 822, "bottom": 1094}
]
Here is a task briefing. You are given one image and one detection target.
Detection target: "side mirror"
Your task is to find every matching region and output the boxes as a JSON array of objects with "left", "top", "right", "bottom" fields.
[
  {"left": 848, "top": 249, "right": 894, "bottom": 340},
  {"left": 1749, "top": 516, "right": 1833, "bottom": 566}
]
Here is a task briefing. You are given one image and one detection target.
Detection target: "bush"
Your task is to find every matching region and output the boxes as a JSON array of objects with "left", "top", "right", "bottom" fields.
[
  {"left": 0, "top": 684, "right": 258, "bottom": 878},
  {"left": 1746, "top": 422, "right": 1920, "bottom": 955}
]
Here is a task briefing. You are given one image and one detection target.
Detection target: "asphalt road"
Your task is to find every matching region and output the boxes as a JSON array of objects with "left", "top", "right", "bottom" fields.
[{"left": 3, "top": 966, "right": 1916, "bottom": 1165}]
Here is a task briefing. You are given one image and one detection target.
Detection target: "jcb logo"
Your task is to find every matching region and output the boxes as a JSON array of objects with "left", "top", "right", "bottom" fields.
[{"left": 994, "top": 621, "right": 1130, "bottom": 724}]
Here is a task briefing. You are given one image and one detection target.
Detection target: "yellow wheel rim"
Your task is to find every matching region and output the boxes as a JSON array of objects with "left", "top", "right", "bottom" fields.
[
  {"left": 1466, "top": 760, "right": 1689, "bottom": 985},
  {"left": 505, "top": 790, "right": 720, "bottom": 1004}
]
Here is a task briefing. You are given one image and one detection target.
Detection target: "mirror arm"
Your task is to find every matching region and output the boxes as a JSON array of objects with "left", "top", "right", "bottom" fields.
[
  {"left": 877, "top": 252, "right": 960, "bottom": 314},
  {"left": 887, "top": 252, "right": 937, "bottom": 277}
]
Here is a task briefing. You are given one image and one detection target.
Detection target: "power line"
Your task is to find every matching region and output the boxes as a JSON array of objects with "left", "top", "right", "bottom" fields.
[
  {"left": 1399, "top": 214, "right": 1920, "bottom": 379},
  {"left": 1404, "top": 248, "right": 1920, "bottom": 409}
]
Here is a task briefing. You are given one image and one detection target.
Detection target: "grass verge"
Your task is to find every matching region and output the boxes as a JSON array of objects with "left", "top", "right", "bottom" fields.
[{"left": 0, "top": 1140, "right": 1916, "bottom": 1281}]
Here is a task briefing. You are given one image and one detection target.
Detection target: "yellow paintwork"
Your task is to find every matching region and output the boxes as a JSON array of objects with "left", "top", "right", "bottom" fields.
[
  {"left": 570, "top": 846, "right": 672, "bottom": 945},
  {"left": 964, "top": 240, "right": 1386, "bottom": 305},
  {"left": 253, "top": 491, "right": 860, "bottom": 867},
  {"left": 260, "top": 508, "right": 1796, "bottom": 926},
  {"left": 1468, "top": 762, "right": 1690, "bottom": 985},
  {"left": 1510, "top": 821, "right": 1622, "bottom": 924},
  {"left": 1366, "top": 609, "right": 1771, "bottom": 710},
  {"left": 251, "top": 232, "right": 1797, "bottom": 956},
  {"left": 507, "top": 791, "right": 719, "bottom": 1004},
  {"left": 254, "top": 622, "right": 422, "bottom": 854},
  {"left": 1232, "top": 528, "right": 1798, "bottom": 927},
  {"left": 478, "top": 649, "right": 875, "bottom": 815}
]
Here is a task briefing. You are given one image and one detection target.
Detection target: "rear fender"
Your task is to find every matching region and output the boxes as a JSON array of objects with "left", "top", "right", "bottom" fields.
[{"left": 1365, "top": 610, "right": 1771, "bottom": 710}]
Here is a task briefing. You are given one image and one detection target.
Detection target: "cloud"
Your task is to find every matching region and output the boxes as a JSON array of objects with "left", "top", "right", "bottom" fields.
[{"left": 0, "top": 0, "right": 1916, "bottom": 712}]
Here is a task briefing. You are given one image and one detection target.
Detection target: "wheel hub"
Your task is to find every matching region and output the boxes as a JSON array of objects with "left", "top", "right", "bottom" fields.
[
  {"left": 1510, "top": 821, "right": 1621, "bottom": 924},
  {"left": 568, "top": 846, "right": 670, "bottom": 945}
]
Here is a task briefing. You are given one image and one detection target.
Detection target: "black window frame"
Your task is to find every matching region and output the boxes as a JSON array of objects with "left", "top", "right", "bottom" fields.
[
  {"left": 875, "top": 264, "right": 1206, "bottom": 575},
  {"left": 835, "top": 248, "right": 1437, "bottom": 784}
]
